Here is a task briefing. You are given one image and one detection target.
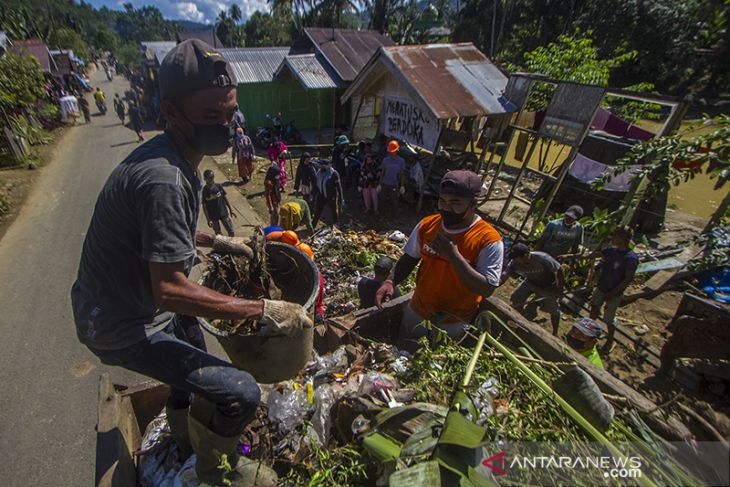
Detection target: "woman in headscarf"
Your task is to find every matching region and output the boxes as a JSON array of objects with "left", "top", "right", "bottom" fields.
[
  {"left": 359, "top": 152, "right": 381, "bottom": 214},
  {"left": 264, "top": 164, "right": 282, "bottom": 226},
  {"left": 267, "top": 138, "right": 289, "bottom": 191},
  {"left": 233, "top": 127, "right": 255, "bottom": 183}
]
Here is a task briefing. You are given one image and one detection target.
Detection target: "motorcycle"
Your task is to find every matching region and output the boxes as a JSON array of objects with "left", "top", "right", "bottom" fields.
[
  {"left": 96, "top": 100, "right": 107, "bottom": 115},
  {"left": 255, "top": 113, "right": 304, "bottom": 148}
]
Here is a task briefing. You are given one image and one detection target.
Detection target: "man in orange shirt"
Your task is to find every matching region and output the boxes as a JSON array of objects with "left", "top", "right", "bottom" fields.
[{"left": 376, "top": 170, "right": 503, "bottom": 352}]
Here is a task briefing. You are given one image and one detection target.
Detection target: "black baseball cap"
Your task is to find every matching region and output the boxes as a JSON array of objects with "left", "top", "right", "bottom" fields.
[
  {"left": 440, "top": 170, "right": 486, "bottom": 198},
  {"left": 203, "top": 169, "right": 214, "bottom": 179},
  {"left": 374, "top": 256, "right": 394, "bottom": 273},
  {"left": 565, "top": 205, "right": 584, "bottom": 220},
  {"left": 159, "top": 39, "right": 235, "bottom": 102},
  {"left": 510, "top": 243, "right": 530, "bottom": 258}
]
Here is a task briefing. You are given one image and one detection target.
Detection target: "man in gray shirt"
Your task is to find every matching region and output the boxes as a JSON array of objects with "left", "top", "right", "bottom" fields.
[
  {"left": 535, "top": 205, "right": 584, "bottom": 258},
  {"left": 503, "top": 243, "right": 564, "bottom": 335},
  {"left": 71, "top": 40, "right": 306, "bottom": 486}
]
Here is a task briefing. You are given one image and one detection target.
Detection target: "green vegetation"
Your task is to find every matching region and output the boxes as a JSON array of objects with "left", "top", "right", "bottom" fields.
[{"left": 0, "top": 52, "right": 45, "bottom": 112}]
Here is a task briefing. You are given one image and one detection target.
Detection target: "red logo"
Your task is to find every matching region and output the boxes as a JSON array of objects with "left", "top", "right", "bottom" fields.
[{"left": 482, "top": 451, "right": 507, "bottom": 475}]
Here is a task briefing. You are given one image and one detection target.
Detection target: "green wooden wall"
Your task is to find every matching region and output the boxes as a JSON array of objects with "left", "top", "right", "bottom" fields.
[{"left": 236, "top": 80, "right": 335, "bottom": 133}]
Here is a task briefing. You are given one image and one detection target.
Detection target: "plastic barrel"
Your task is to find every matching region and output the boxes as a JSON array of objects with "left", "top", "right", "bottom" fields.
[{"left": 200, "top": 242, "right": 318, "bottom": 383}]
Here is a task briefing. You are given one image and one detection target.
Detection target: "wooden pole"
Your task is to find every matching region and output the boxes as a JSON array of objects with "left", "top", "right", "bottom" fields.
[
  {"left": 498, "top": 135, "right": 539, "bottom": 224},
  {"left": 350, "top": 95, "right": 365, "bottom": 141},
  {"left": 527, "top": 145, "right": 580, "bottom": 236},
  {"left": 417, "top": 124, "right": 444, "bottom": 213}
]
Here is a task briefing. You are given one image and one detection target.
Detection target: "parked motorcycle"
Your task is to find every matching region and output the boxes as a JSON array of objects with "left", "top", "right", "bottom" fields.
[{"left": 256, "top": 113, "right": 304, "bottom": 148}]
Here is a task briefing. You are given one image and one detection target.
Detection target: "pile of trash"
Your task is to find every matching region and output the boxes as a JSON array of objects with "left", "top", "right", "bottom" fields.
[
  {"left": 137, "top": 330, "right": 653, "bottom": 486},
  {"left": 309, "top": 227, "right": 415, "bottom": 315}
]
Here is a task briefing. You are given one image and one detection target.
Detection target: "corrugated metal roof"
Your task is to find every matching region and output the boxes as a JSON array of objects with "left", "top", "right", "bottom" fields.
[
  {"left": 219, "top": 47, "right": 290, "bottom": 84},
  {"left": 10, "top": 39, "right": 53, "bottom": 72},
  {"left": 344, "top": 43, "right": 515, "bottom": 119},
  {"left": 177, "top": 31, "right": 224, "bottom": 48},
  {"left": 303, "top": 28, "right": 395, "bottom": 82},
  {"left": 141, "top": 41, "right": 176, "bottom": 65},
  {"left": 275, "top": 54, "right": 341, "bottom": 90}
]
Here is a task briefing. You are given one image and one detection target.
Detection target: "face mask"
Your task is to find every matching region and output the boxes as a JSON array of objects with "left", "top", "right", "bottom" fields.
[
  {"left": 180, "top": 111, "right": 230, "bottom": 156},
  {"left": 566, "top": 334, "right": 587, "bottom": 351},
  {"left": 440, "top": 209, "right": 468, "bottom": 226}
]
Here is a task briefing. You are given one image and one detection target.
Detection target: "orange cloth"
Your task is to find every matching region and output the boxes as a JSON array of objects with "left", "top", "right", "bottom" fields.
[{"left": 411, "top": 214, "right": 502, "bottom": 322}]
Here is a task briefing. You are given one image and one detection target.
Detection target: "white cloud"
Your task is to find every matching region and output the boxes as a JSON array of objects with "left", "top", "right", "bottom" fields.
[
  {"left": 97, "top": 0, "right": 270, "bottom": 24},
  {"left": 175, "top": 2, "right": 206, "bottom": 22}
]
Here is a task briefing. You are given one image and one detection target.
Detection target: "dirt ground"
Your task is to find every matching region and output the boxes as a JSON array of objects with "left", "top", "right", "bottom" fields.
[{"left": 0, "top": 128, "right": 65, "bottom": 242}]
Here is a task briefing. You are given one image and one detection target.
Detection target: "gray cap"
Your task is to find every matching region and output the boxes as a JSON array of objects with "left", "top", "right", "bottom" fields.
[
  {"left": 510, "top": 242, "right": 530, "bottom": 258},
  {"left": 374, "top": 256, "right": 394, "bottom": 273},
  {"left": 159, "top": 39, "right": 235, "bottom": 102},
  {"left": 572, "top": 318, "right": 602, "bottom": 338},
  {"left": 565, "top": 205, "right": 584, "bottom": 220}
]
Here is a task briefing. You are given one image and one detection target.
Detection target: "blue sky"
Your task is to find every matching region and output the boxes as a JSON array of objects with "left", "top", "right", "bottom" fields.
[{"left": 86, "top": 0, "right": 269, "bottom": 24}]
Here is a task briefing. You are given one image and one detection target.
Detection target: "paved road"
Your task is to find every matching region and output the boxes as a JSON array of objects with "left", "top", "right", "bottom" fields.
[
  {"left": 0, "top": 69, "right": 264, "bottom": 486},
  {"left": 0, "top": 72, "right": 148, "bottom": 485}
]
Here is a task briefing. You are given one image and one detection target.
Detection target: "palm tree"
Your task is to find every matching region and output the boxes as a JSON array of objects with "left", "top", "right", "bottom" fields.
[{"left": 229, "top": 4, "right": 242, "bottom": 23}]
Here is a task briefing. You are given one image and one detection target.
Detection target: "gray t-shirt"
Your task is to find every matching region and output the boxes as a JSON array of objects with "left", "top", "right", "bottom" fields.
[
  {"left": 540, "top": 218, "right": 583, "bottom": 258},
  {"left": 71, "top": 134, "right": 200, "bottom": 350},
  {"left": 507, "top": 251, "right": 561, "bottom": 289}
]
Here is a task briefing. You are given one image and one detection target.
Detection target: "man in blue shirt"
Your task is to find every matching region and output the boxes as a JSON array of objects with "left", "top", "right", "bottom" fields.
[
  {"left": 536, "top": 205, "right": 584, "bottom": 258},
  {"left": 564, "top": 226, "right": 638, "bottom": 353}
]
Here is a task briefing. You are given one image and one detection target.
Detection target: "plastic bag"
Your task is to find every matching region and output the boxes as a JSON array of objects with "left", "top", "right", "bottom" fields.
[
  {"left": 359, "top": 372, "right": 399, "bottom": 396},
  {"left": 268, "top": 385, "right": 308, "bottom": 434},
  {"left": 308, "top": 384, "right": 338, "bottom": 447},
  {"left": 470, "top": 377, "right": 499, "bottom": 425}
]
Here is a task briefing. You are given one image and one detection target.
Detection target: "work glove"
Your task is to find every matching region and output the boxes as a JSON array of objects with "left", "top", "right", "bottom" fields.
[
  {"left": 399, "top": 186, "right": 406, "bottom": 195},
  {"left": 376, "top": 185, "right": 382, "bottom": 193},
  {"left": 212, "top": 235, "right": 254, "bottom": 258},
  {"left": 259, "top": 299, "right": 313, "bottom": 336},
  {"left": 357, "top": 186, "right": 363, "bottom": 193},
  {"left": 375, "top": 280, "right": 395, "bottom": 309}
]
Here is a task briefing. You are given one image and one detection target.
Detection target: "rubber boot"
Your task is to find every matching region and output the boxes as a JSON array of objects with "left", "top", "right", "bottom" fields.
[
  {"left": 165, "top": 403, "right": 193, "bottom": 459},
  {"left": 188, "top": 398, "right": 277, "bottom": 487}
]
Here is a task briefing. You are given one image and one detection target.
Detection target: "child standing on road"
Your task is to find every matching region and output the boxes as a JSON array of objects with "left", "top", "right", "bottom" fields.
[
  {"left": 264, "top": 165, "right": 282, "bottom": 226},
  {"left": 202, "top": 169, "right": 236, "bottom": 236}
]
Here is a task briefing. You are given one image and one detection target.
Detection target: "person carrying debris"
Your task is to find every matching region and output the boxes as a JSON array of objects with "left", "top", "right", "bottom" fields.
[
  {"left": 312, "top": 159, "right": 343, "bottom": 227},
  {"left": 375, "top": 170, "right": 503, "bottom": 352},
  {"left": 502, "top": 243, "right": 564, "bottom": 335},
  {"left": 358, "top": 256, "right": 400, "bottom": 308},
  {"left": 279, "top": 199, "right": 314, "bottom": 234},
  {"left": 71, "top": 40, "right": 311, "bottom": 487},
  {"left": 378, "top": 140, "right": 407, "bottom": 216},
  {"left": 202, "top": 169, "right": 236, "bottom": 237},
  {"left": 265, "top": 164, "right": 282, "bottom": 226},
  {"left": 564, "top": 226, "right": 638, "bottom": 353},
  {"left": 566, "top": 318, "right": 604, "bottom": 368},
  {"left": 535, "top": 205, "right": 584, "bottom": 258}
]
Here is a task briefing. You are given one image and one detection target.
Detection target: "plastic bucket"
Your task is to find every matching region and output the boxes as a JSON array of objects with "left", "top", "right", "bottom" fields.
[{"left": 201, "top": 242, "right": 318, "bottom": 383}]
